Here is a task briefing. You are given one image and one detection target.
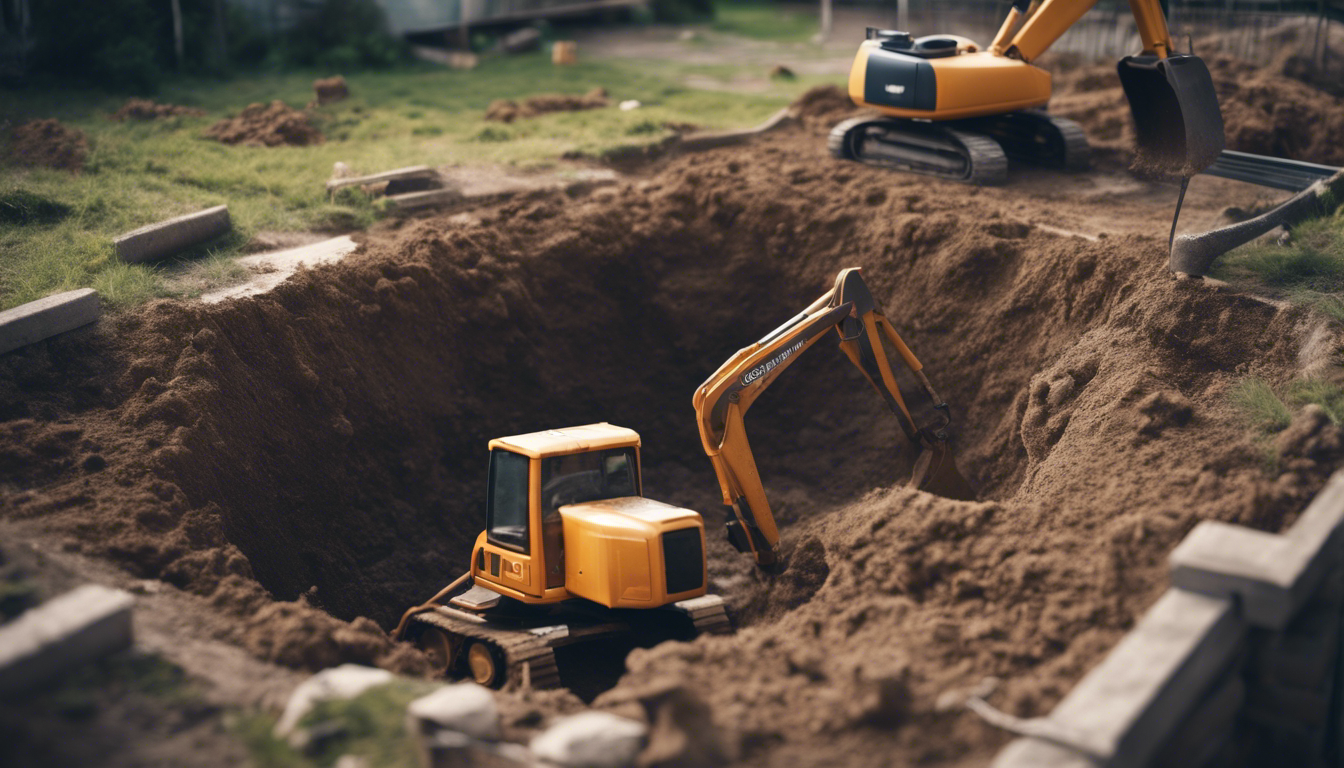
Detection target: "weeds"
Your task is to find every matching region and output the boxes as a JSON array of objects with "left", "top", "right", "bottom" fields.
[
  {"left": 1231, "top": 375, "right": 1344, "bottom": 435},
  {"left": 1212, "top": 200, "right": 1344, "bottom": 321}
]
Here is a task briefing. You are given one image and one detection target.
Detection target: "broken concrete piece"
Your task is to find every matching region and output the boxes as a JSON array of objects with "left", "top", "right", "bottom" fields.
[
  {"left": 990, "top": 737, "right": 1097, "bottom": 768},
  {"left": 500, "top": 27, "right": 541, "bottom": 54},
  {"left": 1042, "top": 589, "right": 1244, "bottom": 768},
  {"left": 0, "top": 584, "right": 134, "bottom": 697},
  {"left": 387, "top": 188, "right": 466, "bottom": 211},
  {"left": 201, "top": 236, "right": 358, "bottom": 304},
  {"left": 274, "top": 663, "right": 394, "bottom": 737},
  {"left": 530, "top": 711, "right": 646, "bottom": 768},
  {"left": 1170, "top": 469, "right": 1344, "bottom": 628},
  {"left": 113, "top": 204, "right": 231, "bottom": 264},
  {"left": 0, "top": 288, "right": 100, "bottom": 356},
  {"left": 326, "top": 165, "right": 438, "bottom": 195},
  {"left": 406, "top": 682, "right": 501, "bottom": 741}
]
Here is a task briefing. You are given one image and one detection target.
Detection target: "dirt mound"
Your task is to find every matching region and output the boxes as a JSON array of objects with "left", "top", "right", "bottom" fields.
[
  {"left": 312, "top": 76, "right": 349, "bottom": 106},
  {"left": 6, "top": 119, "right": 87, "bottom": 172},
  {"left": 2, "top": 85, "right": 1340, "bottom": 765},
  {"left": 1048, "top": 53, "right": 1344, "bottom": 167},
  {"left": 110, "top": 99, "right": 205, "bottom": 121},
  {"left": 790, "top": 84, "right": 859, "bottom": 123},
  {"left": 205, "top": 101, "right": 324, "bottom": 147},
  {"left": 485, "top": 87, "right": 609, "bottom": 122}
]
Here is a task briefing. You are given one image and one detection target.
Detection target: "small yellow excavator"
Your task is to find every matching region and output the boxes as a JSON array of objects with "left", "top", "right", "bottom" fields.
[
  {"left": 693, "top": 268, "right": 975, "bottom": 567},
  {"left": 830, "top": 0, "right": 1225, "bottom": 184},
  {"left": 393, "top": 424, "right": 729, "bottom": 689}
]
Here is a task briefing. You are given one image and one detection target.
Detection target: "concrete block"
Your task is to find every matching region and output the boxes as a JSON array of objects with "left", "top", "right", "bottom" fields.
[
  {"left": 274, "top": 664, "right": 394, "bottom": 736},
  {"left": 1171, "top": 471, "right": 1344, "bottom": 628},
  {"left": 326, "top": 165, "right": 436, "bottom": 195},
  {"left": 0, "top": 288, "right": 100, "bottom": 356},
  {"left": 990, "top": 738, "right": 1099, "bottom": 768},
  {"left": 406, "top": 682, "right": 501, "bottom": 741},
  {"left": 1153, "top": 674, "right": 1243, "bottom": 768},
  {"left": 1043, "top": 589, "right": 1245, "bottom": 768},
  {"left": 1246, "top": 678, "right": 1333, "bottom": 729},
  {"left": 0, "top": 584, "right": 134, "bottom": 697},
  {"left": 387, "top": 188, "right": 466, "bottom": 210},
  {"left": 530, "top": 711, "right": 647, "bottom": 768},
  {"left": 113, "top": 204, "right": 231, "bottom": 264},
  {"left": 1251, "top": 598, "right": 1340, "bottom": 690}
]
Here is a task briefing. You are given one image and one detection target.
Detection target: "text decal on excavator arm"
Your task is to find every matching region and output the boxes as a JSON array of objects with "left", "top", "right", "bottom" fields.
[{"left": 740, "top": 339, "right": 807, "bottom": 387}]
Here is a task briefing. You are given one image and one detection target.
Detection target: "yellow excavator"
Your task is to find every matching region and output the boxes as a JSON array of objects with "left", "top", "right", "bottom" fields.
[
  {"left": 830, "top": 0, "right": 1225, "bottom": 184},
  {"left": 693, "top": 268, "right": 975, "bottom": 567},
  {"left": 394, "top": 423, "right": 729, "bottom": 689}
]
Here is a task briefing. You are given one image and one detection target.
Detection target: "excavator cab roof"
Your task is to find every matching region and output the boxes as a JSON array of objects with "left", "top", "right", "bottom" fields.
[{"left": 489, "top": 423, "right": 641, "bottom": 459}]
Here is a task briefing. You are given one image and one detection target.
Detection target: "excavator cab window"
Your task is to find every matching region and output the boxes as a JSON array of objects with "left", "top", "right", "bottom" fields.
[{"left": 486, "top": 448, "right": 530, "bottom": 552}]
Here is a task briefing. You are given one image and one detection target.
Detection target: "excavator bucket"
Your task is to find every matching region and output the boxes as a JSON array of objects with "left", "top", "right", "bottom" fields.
[
  {"left": 1117, "top": 53, "right": 1224, "bottom": 176},
  {"left": 910, "top": 442, "right": 976, "bottom": 501}
]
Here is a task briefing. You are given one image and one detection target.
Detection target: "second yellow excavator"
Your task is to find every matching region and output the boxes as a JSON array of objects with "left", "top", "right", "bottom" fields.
[
  {"left": 693, "top": 268, "right": 975, "bottom": 567},
  {"left": 829, "top": 0, "right": 1226, "bottom": 184}
]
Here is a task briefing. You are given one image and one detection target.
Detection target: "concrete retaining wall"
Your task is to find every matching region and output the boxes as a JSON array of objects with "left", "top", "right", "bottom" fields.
[{"left": 993, "top": 469, "right": 1344, "bottom": 768}]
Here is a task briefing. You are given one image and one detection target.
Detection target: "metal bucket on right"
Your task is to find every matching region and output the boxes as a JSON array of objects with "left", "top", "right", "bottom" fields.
[{"left": 1117, "top": 53, "right": 1225, "bottom": 176}]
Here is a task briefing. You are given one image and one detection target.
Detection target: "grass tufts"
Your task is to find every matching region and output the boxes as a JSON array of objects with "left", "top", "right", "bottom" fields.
[{"left": 1230, "top": 377, "right": 1293, "bottom": 434}]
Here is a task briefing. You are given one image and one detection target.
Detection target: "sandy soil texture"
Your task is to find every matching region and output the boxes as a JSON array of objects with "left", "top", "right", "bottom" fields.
[{"left": 2, "top": 62, "right": 1343, "bottom": 767}]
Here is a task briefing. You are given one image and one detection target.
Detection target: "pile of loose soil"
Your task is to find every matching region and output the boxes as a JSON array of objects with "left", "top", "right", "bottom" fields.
[
  {"left": 1046, "top": 51, "right": 1344, "bottom": 167},
  {"left": 485, "top": 87, "right": 610, "bottom": 122},
  {"left": 5, "top": 119, "right": 87, "bottom": 172},
  {"left": 3, "top": 76, "right": 1342, "bottom": 766},
  {"left": 205, "top": 101, "right": 324, "bottom": 147},
  {"left": 110, "top": 99, "right": 205, "bottom": 122},
  {"left": 312, "top": 76, "right": 349, "bottom": 106}
]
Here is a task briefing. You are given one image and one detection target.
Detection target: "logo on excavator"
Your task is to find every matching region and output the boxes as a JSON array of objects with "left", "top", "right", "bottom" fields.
[
  {"left": 740, "top": 339, "right": 807, "bottom": 387},
  {"left": 884, "top": 84, "right": 906, "bottom": 94}
]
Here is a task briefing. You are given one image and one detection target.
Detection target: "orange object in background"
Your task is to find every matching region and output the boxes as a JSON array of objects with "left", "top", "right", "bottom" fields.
[{"left": 552, "top": 41, "right": 577, "bottom": 65}]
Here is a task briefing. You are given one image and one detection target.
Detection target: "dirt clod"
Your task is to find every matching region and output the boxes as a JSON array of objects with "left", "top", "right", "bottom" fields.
[
  {"left": 312, "top": 76, "right": 350, "bottom": 106},
  {"left": 111, "top": 99, "right": 205, "bottom": 121},
  {"left": 6, "top": 119, "right": 87, "bottom": 172},
  {"left": 205, "top": 101, "right": 324, "bottom": 147},
  {"left": 485, "top": 87, "right": 610, "bottom": 122}
]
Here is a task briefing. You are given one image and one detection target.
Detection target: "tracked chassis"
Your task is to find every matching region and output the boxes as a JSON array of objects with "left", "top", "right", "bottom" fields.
[
  {"left": 405, "top": 585, "right": 731, "bottom": 690},
  {"left": 828, "top": 110, "right": 1089, "bottom": 185}
]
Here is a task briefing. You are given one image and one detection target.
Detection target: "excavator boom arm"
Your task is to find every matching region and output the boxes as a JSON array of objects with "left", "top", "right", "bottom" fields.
[{"left": 693, "top": 269, "right": 968, "bottom": 567}]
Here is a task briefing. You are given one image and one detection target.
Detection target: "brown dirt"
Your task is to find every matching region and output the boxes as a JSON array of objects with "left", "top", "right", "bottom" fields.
[
  {"left": 110, "top": 99, "right": 206, "bottom": 122},
  {"left": 6, "top": 119, "right": 88, "bottom": 172},
  {"left": 3, "top": 79, "right": 1342, "bottom": 767},
  {"left": 205, "top": 101, "right": 324, "bottom": 147},
  {"left": 312, "top": 76, "right": 350, "bottom": 106},
  {"left": 485, "top": 87, "right": 610, "bottom": 122},
  {"left": 1046, "top": 51, "right": 1344, "bottom": 168}
]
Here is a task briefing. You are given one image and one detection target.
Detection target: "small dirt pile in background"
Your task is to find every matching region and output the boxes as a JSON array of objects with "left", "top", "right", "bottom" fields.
[
  {"left": 6, "top": 119, "right": 87, "bottom": 172},
  {"left": 110, "top": 99, "right": 205, "bottom": 121},
  {"left": 486, "top": 87, "right": 610, "bottom": 122},
  {"left": 206, "top": 101, "right": 324, "bottom": 147}
]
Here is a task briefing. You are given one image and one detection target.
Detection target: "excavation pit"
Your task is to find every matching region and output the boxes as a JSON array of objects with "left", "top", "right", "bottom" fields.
[{"left": 2, "top": 93, "right": 1341, "bottom": 766}]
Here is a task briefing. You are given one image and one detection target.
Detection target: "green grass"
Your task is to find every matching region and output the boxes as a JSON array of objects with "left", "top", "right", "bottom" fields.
[
  {"left": 710, "top": 1, "right": 821, "bottom": 42},
  {"left": 235, "top": 679, "right": 439, "bottom": 768},
  {"left": 1, "top": 51, "right": 829, "bottom": 312},
  {"left": 1211, "top": 202, "right": 1344, "bottom": 321},
  {"left": 1231, "top": 375, "right": 1344, "bottom": 435}
]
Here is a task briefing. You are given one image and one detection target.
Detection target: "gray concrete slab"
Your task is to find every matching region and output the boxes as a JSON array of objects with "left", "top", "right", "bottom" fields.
[
  {"left": 1170, "top": 470, "right": 1344, "bottom": 628},
  {"left": 0, "top": 584, "right": 134, "bottom": 697},
  {"left": 113, "top": 204, "right": 231, "bottom": 264},
  {"left": 990, "top": 738, "right": 1099, "bottom": 768},
  {"left": 200, "top": 236, "right": 358, "bottom": 304},
  {"left": 0, "top": 288, "right": 100, "bottom": 356},
  {"left": 1043, "top": 589, "right": 1244, "bottom": 768},
  {"left": 1153, "top": 674, "right": 1243, "bottom": 768},
  {"left": 326, "top": 165, "right": 436, "bottom": 195}
]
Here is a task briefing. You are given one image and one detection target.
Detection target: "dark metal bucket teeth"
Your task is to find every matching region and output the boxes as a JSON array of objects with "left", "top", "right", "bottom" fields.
[{"left": 1117, "top": 53, "right": 1225, "bottom": 176}]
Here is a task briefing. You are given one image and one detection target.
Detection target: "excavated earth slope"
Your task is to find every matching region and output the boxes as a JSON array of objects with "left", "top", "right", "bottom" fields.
[{"left": 3, "top": 78, "right": 1343, "bottom": 766}]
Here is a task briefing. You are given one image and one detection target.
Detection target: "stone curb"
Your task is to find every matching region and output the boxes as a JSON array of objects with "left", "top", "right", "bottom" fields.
[
  {"left": 113, "top": 204, "right": 231, "bottom": 264},
  {"left": 0, "top": 288, "right": 100, "bottom": 356},
  {"left": 0, "top": 584, "right": 135, "bottom": 697},
  {"left": 993, "top": 467, "right": 1344, "bottom": 768}
]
